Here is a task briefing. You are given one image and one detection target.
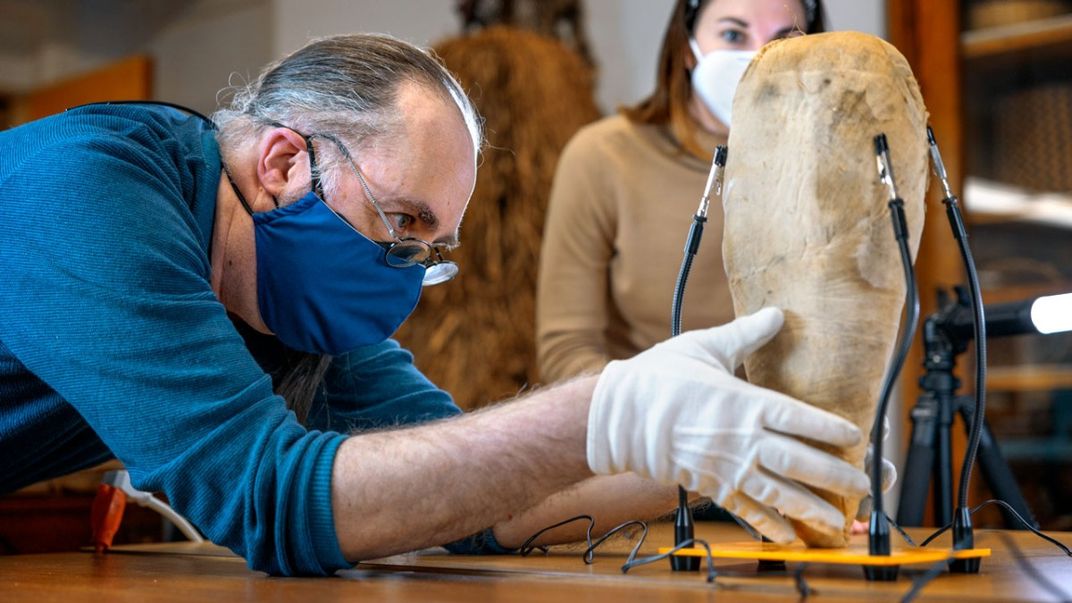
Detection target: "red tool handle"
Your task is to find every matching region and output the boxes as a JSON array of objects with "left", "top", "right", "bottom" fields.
[{"left": 90, "top": 483, "right": 126, "bottom": 554}]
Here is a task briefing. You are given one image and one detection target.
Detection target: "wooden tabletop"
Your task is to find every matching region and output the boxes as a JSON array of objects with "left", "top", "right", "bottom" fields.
[{"left": 1, "top": 522, "right": 1069, "bottom": 602}]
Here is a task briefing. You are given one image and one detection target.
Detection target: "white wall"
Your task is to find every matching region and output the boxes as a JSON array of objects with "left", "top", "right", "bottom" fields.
[
  {"left": 824, "top": 0, "right": 886, "bottom": 36},
  {"left": 151, "top": 2, "right": 273, "bottom": 116},
  {"left": 585, "top": 0, "right": 675, "bottom": 112},
  {"left": 272, "top": 0, "right": 461, "bottom": 57}
]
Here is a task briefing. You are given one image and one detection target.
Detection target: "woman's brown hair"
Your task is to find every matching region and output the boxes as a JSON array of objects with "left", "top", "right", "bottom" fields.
[{"left": 621, "top": 0, "right": 826, "bottom": 159}]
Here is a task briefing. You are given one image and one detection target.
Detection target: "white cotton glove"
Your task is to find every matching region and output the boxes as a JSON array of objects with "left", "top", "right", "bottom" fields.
[
  {"left": 856, "top": 416, "right": 899, "bottom": 520},
  {"left": 587, "top": 307, "right": 871, "bottom": 543}
]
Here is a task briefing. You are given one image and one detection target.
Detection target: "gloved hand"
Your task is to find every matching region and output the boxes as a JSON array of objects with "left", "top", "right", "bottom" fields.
[
  {"left": 856, "top": 416, "right": 898, "bottom": 520},
  {"left": 587, "top": 307, "right": 870, "bottom": 543}
]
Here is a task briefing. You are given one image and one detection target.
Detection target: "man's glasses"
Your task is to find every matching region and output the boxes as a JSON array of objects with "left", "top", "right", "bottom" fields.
[
  {"left": 331, "top": 139, "right": 459, "bottom": 286},
  {"left": 291, "top": 123, "right": 459, "bottom": 287}
]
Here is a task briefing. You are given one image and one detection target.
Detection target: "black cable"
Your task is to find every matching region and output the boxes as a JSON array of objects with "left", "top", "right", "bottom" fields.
[
  {"left": 948, "top": 200, "right": 987, "bottom": 510},
  {"left": 927, "top": 126, "right": 995, "bottom": 569},
  {"left": 671, "top": 248, "right": 697, "bottom": 338},
  {"left": 668, "top": 200, "right": 701, "bottom": 569},
  {"left": 868, "top": 135, "right": 920, "bottom": 575},
  {"left": 917, "top": 516, "right": 953, "bottom": 548},
  {"left": 584, "top": 520, "right": 649, "bottom": 565},
  {"left": 926, "top": 126, "right": 988, "bottom": 514},
  {"left": 871, "top": 194, "right": 920, "bottom": 515},
  {"left": 670, "top": 143, "right": 726, "bottom": 339},
  {"left": 621, "top": 537, "right": 717, "bottom": 583},
  {"left": 919, "top": 499, "right": 1072, "bottom": 556},
  {"left": 667, "top": 144, "right": 726, "bottom": 570},
  {"left": 518, "top": 514, "right": 594, "bottom": 557},
  {"left": 977, "top": 500, "right": 1071, "bottom": 556},
  {"left": 886, "top": 512, "right": 917, "bottom": 547},
  {"left": 518, "top": 514, "right": 651, "bottom": 566}
]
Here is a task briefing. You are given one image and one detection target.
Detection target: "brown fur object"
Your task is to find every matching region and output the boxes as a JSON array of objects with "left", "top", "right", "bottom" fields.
[
  {"left": 393, "top": 26, "right": 600, "bottom": 410},
  {"left": 456, "top": 0, "right": 594, "bottom": 67}
]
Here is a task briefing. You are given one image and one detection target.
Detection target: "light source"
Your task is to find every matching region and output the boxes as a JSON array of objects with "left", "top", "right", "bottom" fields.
[
  {"left": 1031, "top": 293, "right": 1072, "bottom": 335},
  {"left": 942, "top": 291, "right": 1072, "bottom": 339}
]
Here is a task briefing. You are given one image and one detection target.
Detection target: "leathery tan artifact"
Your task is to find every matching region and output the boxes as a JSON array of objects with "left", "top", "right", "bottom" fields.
[{"left": 722, "top": 32, "right": 929, "bottom": 547}]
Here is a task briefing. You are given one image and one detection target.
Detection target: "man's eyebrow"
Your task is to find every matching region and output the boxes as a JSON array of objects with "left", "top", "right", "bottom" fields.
[
  {"left": 386, "top": 198, "right": 459, "bottom": 247},
  {"left": 385, "top": 198, "right": 439, "bottom": 229}
]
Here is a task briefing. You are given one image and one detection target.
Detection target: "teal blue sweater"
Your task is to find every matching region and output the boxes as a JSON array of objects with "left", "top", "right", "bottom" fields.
[{"left": 0, "top": 104, "right": 465, "bottom": 575}]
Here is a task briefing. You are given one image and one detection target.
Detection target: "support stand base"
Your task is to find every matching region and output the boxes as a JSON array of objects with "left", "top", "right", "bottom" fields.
[{"left": 659, "top": 540, "right": 990, "bottom": 581}]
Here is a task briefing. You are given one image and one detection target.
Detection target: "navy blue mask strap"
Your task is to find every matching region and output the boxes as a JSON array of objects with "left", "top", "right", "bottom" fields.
[
  {"left": 304, "top": 134, "right": 326, "bottom": 200},
  {"left": 262, "top": 120, "right": 325, "bottom": 200}
]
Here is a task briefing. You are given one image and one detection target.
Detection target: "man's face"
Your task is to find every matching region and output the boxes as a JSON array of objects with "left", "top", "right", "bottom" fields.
[{"left": 314, "top": 80, "right": 477, "bottom": 253}]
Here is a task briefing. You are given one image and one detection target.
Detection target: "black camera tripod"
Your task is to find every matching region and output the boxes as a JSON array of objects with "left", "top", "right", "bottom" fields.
[{"left": 897, "top": 286, "right": 1039, "bottom": 529}]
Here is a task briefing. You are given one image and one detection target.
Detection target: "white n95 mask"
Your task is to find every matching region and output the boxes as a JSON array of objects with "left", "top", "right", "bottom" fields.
[{"left": 689, "top": 39, "right": 757, "bottom": 128}]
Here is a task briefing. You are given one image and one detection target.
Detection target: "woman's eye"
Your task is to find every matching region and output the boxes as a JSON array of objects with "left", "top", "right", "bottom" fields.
[{"left": 720, "top": 29, "right": 745, "bottom": 44}]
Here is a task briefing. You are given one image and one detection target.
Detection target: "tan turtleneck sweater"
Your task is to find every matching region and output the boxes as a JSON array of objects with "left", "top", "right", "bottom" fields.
[{"left": 537, "top": 114, "right": 735, "bottom": 382}]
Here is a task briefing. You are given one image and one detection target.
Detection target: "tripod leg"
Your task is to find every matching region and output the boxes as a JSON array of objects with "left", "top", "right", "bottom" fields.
[
  {"left": 897, "top": 396, "right": 940, "bottom": 526},
  {"left": 958, "top": 399, "right": 1039, "bottom": 529},
  {"left": 935, "top": 393, "right": 956, "bottom": 528}
]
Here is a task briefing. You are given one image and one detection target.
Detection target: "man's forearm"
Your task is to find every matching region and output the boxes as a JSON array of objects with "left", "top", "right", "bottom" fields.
[{"left": 331, "top": 376, "right": 596, "bottom": 560}]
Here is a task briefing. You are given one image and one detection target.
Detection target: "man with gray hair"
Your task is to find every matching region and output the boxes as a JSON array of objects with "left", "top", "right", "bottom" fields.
[{"left": 0, "top": 34, "right": 869, "bottom": 575}]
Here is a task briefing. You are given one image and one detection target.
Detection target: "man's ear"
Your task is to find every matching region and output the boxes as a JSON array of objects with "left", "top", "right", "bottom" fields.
[{"left": 256, "top": 127, "right": 309, "bottom": 198}]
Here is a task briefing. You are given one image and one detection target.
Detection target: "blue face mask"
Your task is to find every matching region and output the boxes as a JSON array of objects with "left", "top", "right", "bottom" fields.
[
  {"left": 223, "top": 125, "right": 458, "bottom": 354},
  {"left": 249, "top": 189, "right": 425, "bottom": 354}
]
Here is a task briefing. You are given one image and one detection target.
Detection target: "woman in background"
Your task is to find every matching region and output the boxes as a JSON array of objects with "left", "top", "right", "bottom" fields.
[{"left": 537, "top": 0, "right": 825, "bottom": 381}]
